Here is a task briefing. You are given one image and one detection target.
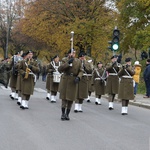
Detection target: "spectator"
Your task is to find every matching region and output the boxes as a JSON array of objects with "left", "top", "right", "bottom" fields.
[
  {"left": 143, "top": 59, "right": 150, "bottom": 98},
  {"left": 42, "top": 65, "right": 47, "bottom": 82},
  {"left": 133, "top": 61, "right": 142, "bottom": 96}
]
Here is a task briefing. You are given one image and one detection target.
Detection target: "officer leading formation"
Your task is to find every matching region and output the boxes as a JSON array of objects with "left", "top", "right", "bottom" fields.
[{"left": 0, "top": 48, "right": 142, "bottom": 119}]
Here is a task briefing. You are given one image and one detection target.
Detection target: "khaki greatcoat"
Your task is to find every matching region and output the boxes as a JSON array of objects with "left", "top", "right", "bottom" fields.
[
  {"left": 58, "top": 57, "right": 83, "bottom": 101},
  {"left": 46, "top": 63, "right": 53, "bottom": 91},
  {"left": 9, "top": 59, "right": 17, "bottom": 89},
  {"left": 118, "top": 66, "right": 135, "bottom": 100},
  {"left": 77, "top": 60, "right": 93, "bottom": 99},
  {"left": 105, "top": 63, "right": 120, "bottom": 94},
  {"left": 48, "top": 61, "right": 61, "bottom": 93},
  {"left": 92, "top": 68, "right": 106, "bottom": 96},
  {"left": 19, "top": 59, "right": 39, "bottom": 95}
]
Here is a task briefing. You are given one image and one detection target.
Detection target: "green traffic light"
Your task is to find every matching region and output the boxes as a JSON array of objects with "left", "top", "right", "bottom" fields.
[{"left": 112, "top": 43, "right": 119, "bottom": 51}]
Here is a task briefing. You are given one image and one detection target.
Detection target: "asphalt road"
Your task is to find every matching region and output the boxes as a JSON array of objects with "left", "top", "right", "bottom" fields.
[{"left": 0, "top": 78, "right": 150, "bottom": 150}]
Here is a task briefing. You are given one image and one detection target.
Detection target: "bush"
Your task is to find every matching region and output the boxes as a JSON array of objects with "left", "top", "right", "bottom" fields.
[{"left": 138, "top": 80, "right": 146, "bottom": 94}]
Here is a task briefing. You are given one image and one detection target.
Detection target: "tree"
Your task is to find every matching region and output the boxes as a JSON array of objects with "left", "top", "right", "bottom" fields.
[
  {"left": 116, "top": 0, "right": 150, "bottom": 58},
  {"left": 16, "top": 0, "right": 116, "bottom": 62}
]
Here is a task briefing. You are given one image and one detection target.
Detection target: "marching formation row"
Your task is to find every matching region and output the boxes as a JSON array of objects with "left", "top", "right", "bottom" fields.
[{"left": 0, "top": 49, "right": 136, "bottom": 121}]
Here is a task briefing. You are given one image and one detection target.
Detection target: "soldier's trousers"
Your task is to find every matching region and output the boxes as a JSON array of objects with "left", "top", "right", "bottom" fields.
[
  {"left": 47, "top": 90, "right": 50, "bottom": 93},
  {"left": 22, "top": 94, "right": 30, "bottom": 101},
  {"left": 62, "top": 99, "right": 73, "bottom": 109},
  {"left": 11, "top": 87, "right": 16, "bottom": 92},
  {"left": 108, "top": 94, "right": 115, "bottom": 102},
  {"left": 96, "top": 95, "right": 101, "bottom": 98},
  {"left": 122, "top": 99, "right": 129, "bottom": 106},
  {"left": 51, "top": 91, "right": 57, "bottom": 96},
  {"left": 75, "top": 98, "right": 84, "bottom": 104}
]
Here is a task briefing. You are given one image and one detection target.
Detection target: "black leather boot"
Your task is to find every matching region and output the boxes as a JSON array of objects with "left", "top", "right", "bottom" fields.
[
  {"left": 61, "top": 108, "right": 66, "bottom": 121},
  {"left": 65, "top": 109, "right": 70, "bottom": 120}
]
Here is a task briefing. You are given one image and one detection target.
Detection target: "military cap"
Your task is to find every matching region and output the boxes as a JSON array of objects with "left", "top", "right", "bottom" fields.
[
  {"left": 67, "top": 49, "right": 76, "bottom": 54},
  {"left": 97, "top": 61, "right": 102, "bottom": 65},
  {"left": 21, "top": 53, "right": 26, "bottom": 57},
  {"left": 26, "top": 50, "right": 33, "bottom": 55},
  {"left": 125, "top": 57, "right": 132, "bottom": 62},
  {"left": 111, "top": 55, "right": 118, "bottom": 59},
  {"left": 78, "top": 51, "right": 86, "bottom": 58},
  {"left": 15, "top": 51, "right": 20, "bottom": 55},
  {"left": 53, "top": 55, "right": 59, "bottom": 60}
]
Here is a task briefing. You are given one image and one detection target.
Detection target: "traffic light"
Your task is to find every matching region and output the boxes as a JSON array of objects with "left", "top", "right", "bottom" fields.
[
  {"left": 112, "top": 28, "right": 120, "bottom": 51},
  {"left": 108, "top": 27, "right": 120, "bottom": 51}
]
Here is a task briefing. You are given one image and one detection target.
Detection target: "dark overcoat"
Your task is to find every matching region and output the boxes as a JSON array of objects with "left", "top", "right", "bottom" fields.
[{"left": 58, "top": 57, "right": 83, "bottom": 101}]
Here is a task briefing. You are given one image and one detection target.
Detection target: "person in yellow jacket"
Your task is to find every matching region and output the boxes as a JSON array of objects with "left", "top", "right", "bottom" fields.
[{"left": 133, "top": 61, "right": 142, "bottom": 96}]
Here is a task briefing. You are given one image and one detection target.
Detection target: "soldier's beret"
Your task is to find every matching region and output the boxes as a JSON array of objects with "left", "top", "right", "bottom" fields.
[
  {"left": 21, "top": 53, "right": 26, "bottom": 57},
  {"left": 78, "top": 51, "right": 86, "bottom": 58},
  {"left": 67, "top": 49, "right": 76, "bottom": 54},
  {"left": 125, "top": 57, "right": 132, "bottom": 62},
  {"left": 15, "top": 51, "right": 20, "bottom": 55},
  {"left": 26, "top": 50, "right": 33, "bottom": 55},
  {"left": 53, "top": 55, "right": 59, "bottom": 60},
  {"left": 97, "top": 61, "right": 102, "bottom": 65},
  {"left": 111, "top": 55, "right": 118, "bottom": 59}
]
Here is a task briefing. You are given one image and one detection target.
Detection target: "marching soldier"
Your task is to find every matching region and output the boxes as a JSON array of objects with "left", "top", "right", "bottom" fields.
[
  {"left": 45, "top": 58, "right": 53, "bottom": 100},
  {"left": 16, "top": 53, "right": 26, "bottom": 105},
  {"left": 19, "top": 50, "right": 40, "bottom": 109},
  {"left": 85, "top": 59, "right": 95, "bottom": 103},
  {"left": 74, "top": 51, "right": 93, "bottom": 112},
  {"left": 48, "top": 55, "right": 61, "bottom": 103},
  {"left": 118, "top": 58, "right": 135, "bottom": 115},
  {"left": 106, "top": 55, "right": 120, "bottom": 110},
  {"left": 0, "top": 57, "right": 11, "bottom": 88},
  {"left": 9, "top": 52, "right": 22, "bottom": 100},
  {"left": 58, "top": 49, "right": 83, "bottom": 120},
  {"left": 92, "top": 61, "right": 107, "bottom": 105}
]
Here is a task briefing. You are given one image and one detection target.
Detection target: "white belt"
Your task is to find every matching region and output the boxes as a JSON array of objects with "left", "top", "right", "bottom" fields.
[
  {"left": 109, "top": 73, "right": 117, "bottom": 75},
  {"left": 83, "top": 74, "right": 92, "bottom": 76},
  {"left": 95, "top": 78, "right": 101, "bottom": 80},
  {"left": 29, "top": 72, "right": 37, "bottom": 82},
  {"left": 122, "top": 75, "right": 132, "bottom": 79}
]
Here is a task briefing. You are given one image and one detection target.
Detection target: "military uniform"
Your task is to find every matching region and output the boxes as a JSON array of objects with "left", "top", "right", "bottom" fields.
[
  {"left": 118, "top": 58, "right": 135, "bottom": 115},
  {"left": 74, "top": 52, "right": 93, "bottom": 112},
  {"left": 48, "top": 55, "right": 61, "bottom": 102},
  {"left": 92, "top": 62, "right": 107, "bottom": 105},
  {"left": 19, "top": 52, "right": 40, "bottom": 109},
  {"left": 45, "top": 63, "right": 53, "bottom": 100},
  {"left": 58, "top": 51, "right": 83, "bottom": 120},
  {"left": 85, "top": 59, "right": 95, "bottom": 103},
  {"left": 106, "top": 55, "right": 120, "bottom": 110},
  {"left": 0, "top": 58, "right": 11, "bottom": 88},
  {"left": 9, "top": 56, "right": 19, "bottom": 100},
  {"left": 16, "top": 56, "right": 24, "bottom": 105}
]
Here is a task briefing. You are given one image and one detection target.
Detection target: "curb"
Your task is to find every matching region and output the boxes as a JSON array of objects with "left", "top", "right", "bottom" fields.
[
  {"left": 129, "top": 101, "right": 150, "bottom": 109},
  {"left": 100, "top": 95, "right": 150, "bottom": 110}
]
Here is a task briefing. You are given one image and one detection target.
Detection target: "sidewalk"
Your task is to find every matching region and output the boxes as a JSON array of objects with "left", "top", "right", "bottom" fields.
[
  {"left": 129, "top": 94, "right": 150, "bottom": 109},
  {"left": 101, "top": 94, "right": 150, "bottom": 110}
]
